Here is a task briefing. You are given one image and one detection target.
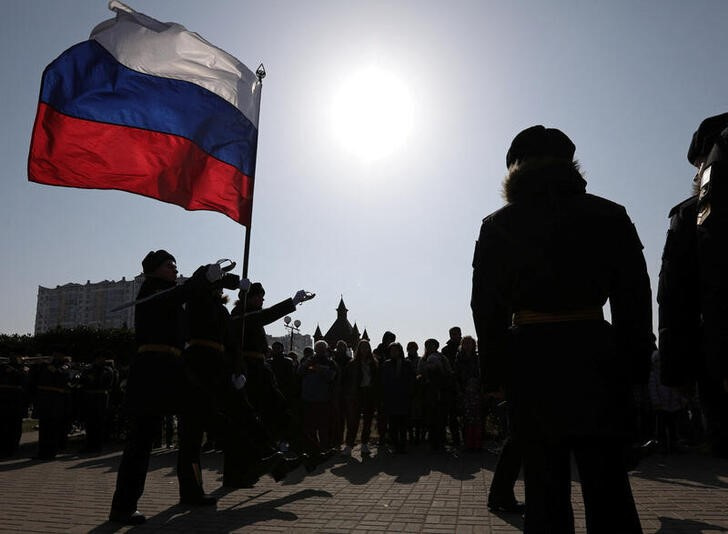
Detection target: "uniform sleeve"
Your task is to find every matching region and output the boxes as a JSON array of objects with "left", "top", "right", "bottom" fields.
[
  {"left": 609, "top": 210, "right": 654, "bottom": 385},
  {"left": 245, "top": 298, "right": 297, "bottom": 326},
  {"left": 471, "top": 219, "right": 513, "bottom": 391}
]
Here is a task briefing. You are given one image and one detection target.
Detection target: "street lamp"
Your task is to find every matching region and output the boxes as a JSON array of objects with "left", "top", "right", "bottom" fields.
[{"left": 283, "top": 315, "right": 301, "bottom": 351}]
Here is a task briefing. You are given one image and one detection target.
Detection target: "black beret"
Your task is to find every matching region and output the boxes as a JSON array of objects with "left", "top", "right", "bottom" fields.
[
  {"left": 687, "top": 113, "right": 728, "bottom": 166},
  {"left": 506, "top": 125, "right": 576, "bottom": 168},
  {"left": 142, "top": 250, "right": 175, "bottom": 274},
  {"left": 249, "top": 282, "right": 265, "bottom": 296},
  {"left": 238, "top": 282, "right": 264, "bottom": 302}
]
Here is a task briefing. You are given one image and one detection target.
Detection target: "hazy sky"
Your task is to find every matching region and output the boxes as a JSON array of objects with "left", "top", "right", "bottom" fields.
[{"left": 1, "top": 1, "right": 727, "bottom": 347}]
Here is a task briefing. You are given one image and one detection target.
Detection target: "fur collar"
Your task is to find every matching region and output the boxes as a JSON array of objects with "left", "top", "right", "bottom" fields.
[{"left": 502, "top": 159, "right": 586, "bottom": 203}]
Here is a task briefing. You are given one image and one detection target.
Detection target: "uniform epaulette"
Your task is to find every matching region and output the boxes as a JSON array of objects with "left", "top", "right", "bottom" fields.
[
  {"left": 668, "top": 195, "right": 698, "bottom": 218},
  {"left": 481, "top": 204, "right": 512, "bottom": 224}
]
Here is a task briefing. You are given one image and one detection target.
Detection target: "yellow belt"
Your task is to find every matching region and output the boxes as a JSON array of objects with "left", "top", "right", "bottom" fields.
[
  {"left": 242, "top": 351, "right": 266, "bottom": 360},
  {"left": 138, "top": 344, "right": 182, "bottom": 357},
  {"left": 512, "top": 308, "right": 603, "bottom": 326},
  {"left": 187, "top": 339, "right": 226, "bottom": 352}
]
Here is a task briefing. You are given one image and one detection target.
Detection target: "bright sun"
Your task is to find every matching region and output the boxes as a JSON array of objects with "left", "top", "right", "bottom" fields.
[{"left": 330, "top": 66, "right": 414, "bottom": 163}]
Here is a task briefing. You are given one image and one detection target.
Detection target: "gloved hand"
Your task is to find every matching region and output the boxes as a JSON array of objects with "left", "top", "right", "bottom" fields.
[
  {"left": 220, "top": 273, "right": 240, "bottom": 290},
  {"left": 231, "top": 373, "right": 247, "bottom": 390},
  {"left": 292, "top": 289, "right": 313, "bottom": 305},
  {"left": 239, "top": 277, "right": 252, "bottom": 292},
  {"left": 205, "top": 263, "right": 223, "bottom": 282}
]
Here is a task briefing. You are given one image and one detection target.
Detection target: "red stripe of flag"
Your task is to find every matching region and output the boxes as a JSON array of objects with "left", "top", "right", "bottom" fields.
[{"left": 29, "top": 103, "right": 253, "bottom": 226}]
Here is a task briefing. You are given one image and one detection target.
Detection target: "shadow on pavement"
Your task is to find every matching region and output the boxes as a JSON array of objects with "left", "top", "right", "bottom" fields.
[
  {"left": 655, "top": 516, "right": 728, "bottom": 533},
  {"left": 86, "top": 488, "right": 332, "bottom": 533},
  {"left": 631, "top": 453, "right": 728, "bottom": 490},
  {"left": 326, "top": 445, "right": 498, "bottom": 485}
]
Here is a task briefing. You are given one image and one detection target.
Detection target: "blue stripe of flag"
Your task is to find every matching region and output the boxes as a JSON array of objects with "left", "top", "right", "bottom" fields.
[{"left": 39, "top": 40, "right": 258, "bottom": 178}]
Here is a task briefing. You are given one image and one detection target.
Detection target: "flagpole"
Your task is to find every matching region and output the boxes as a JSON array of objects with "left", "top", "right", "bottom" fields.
[{"left": 238, "top": 64, "right": 266, "bottom": 359}]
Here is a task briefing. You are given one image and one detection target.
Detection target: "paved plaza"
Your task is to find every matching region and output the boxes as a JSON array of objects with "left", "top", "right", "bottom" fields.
[{"left": 1, "top": 432, "right": 727, "bottom": 533}]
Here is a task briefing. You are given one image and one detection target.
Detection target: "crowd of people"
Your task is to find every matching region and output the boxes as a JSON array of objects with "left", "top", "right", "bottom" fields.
[
  {"left": 0, "top": 324, "right": 714, "bottom": 473},
  {"left": 1, "top": 321, "right": 716, "bottom": 464},
  {"left": 0, "top": 328, "right": 510, "bottom": 464}
]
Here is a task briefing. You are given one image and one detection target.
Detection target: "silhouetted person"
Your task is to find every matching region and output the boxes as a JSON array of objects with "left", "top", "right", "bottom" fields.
[
  {"left": 299, "top": 340, "right": 337, "bottom": 454},
  {"left": 33, "top": 351, "right": 71, "bottom": 461},
  {"left": 418, "top": 338, "right": 452, "bottom": 452},
  {"left": 380, "top": 342, "right": 415, "bottom": 453},
  {"left": 80, "top": 352, "right": 115, "bottom": 453},
  {"left": 227, "top": 282, "right": 313, "bottom": 484},
  {"left": 109, "top": 251, "right": 222, "bottom": 525},
  {"left": 658, "top": 112, "right": 728, "bottom": 459},
  {"left": 454, "top": 336, "right": 482, "bottom": 450},
  {"left": 342, "top": 339, "right": 378, "bottom": 456},
  {"left": 441, "top": 326, "right": 463, "bottom": 447},
  {"left": 406, "top": 341, "right": 424, "bottom": 444},
  {"left": 331, "top": 340, "right": 351, "bottom": 450},
  {"left": 374, "top": 331, "right": 395, "bottom": 448},
  {"left": 472, "top": 126, "right": 652, "bottom": 533},
  {"left": 0, "top": 355, "right": 29, "bottom": 458}
]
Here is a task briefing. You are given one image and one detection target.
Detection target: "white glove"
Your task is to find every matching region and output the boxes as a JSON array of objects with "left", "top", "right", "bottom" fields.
[
  {"left": 231, "top": 373, "right": 247, "bottom": 390},
  {"left": 205, "top": 263, "right": 223, "bottom": 282},
  {"left": 292, "top": 290, "right": 308, "bottom": 305},
  {"left": 239, "top": 277, "right": 252, "bottom": 292}
]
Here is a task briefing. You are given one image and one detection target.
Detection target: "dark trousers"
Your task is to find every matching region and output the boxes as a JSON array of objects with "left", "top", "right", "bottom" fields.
[
  {"left": 111, "top": 416, "right": 161, "bottom": 514},
  {"left": 376, "top": 407, "right": 388, "bottom": 446},
  {"left": 522, "top": 437, "right": 642, "bottom": 534},
  {"left": 37, "top": 416, "right": 65, "bottom": 459},
  {"left": 177, "top": 412, "right": 205, "bottom": 499},
  {"left": 84, "top": 413, "right": 105, "bottom": 451},
  {"left": 331, "top": 400, "right": 346, "bottom": 448},
  {"left": 426, "top": 399, "right": 447, "bottom": 450},
  {"left": 654, "top": 410, "right": 679, "bottom": 452},
  {"left": 303, "top": 401, "right": 331, "bottom": 452},
  {"left": 388, "top": 414, "right": 409, "bottom": 452},
  {"left": 488, "top": 436, "right": 522, "bottom": 505},
  {"left": 221, "top": 388, "right": 277, "bottom": 485},
  {"left": 344, "top": 387, "right": 376, "bottom": 447},
  {"left": 447, "top": 394, "right": 461, "bottom": 446},
  {"left": 0, "top": 415, "right": 23, "bottom": 456}
]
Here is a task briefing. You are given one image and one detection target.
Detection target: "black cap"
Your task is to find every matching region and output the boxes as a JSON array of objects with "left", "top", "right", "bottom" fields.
[
  {"left": 249, "top": 282, "right": 265, "bottom": 296},
  {"left": 687, "top": 113, "right": 728, "bottom": 166},
  {"left": 506, "top": 125, "right": 576, "bottom": 168},
  {"left": 142, "top": 250, "right": 175, "bottom": 274}
]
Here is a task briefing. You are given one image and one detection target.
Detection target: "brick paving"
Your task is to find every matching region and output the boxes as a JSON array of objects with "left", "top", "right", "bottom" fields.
[{"left": 1, "top": 432, "right": 728, "bottom": 533}]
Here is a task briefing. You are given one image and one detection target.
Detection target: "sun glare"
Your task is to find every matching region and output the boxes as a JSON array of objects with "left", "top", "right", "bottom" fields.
[{"left": 331, "top": 66, "right": 414, "bottom": 163}]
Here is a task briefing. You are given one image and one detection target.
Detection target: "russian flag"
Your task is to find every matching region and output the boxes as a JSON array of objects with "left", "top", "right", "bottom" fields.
[{"left": 28, "top": 1, "right": 262, "bottom": 226}]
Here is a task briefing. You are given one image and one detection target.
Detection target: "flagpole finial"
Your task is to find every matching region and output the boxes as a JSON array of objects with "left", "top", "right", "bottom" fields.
[
  {"left": 108, "top": 1, "right": 134, "bottom": 14},
  {"left": 256, "top": 64, "right": 266, "bottom": 82}
]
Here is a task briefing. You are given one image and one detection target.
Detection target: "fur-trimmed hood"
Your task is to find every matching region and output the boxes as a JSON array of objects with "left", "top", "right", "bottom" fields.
[{"left": 502, "top": 159, "right": 586, "bottom": 203}]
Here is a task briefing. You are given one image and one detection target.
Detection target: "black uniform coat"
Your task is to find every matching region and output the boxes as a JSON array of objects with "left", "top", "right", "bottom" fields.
[
  {"left": 34, "top": 359, "right": 71, "bottom": 419},
  {"left": 230, "top": 299, "right": 295, "bottom": 438},
  {"left": 471, "top": 161, "right": 653, "bottom": 440},
  {"left": 0, "top": 361, "right": 28, "bottom": 418},
  {"left": 657, "top": 196, "right": 703, "bottom": 386},
  {"left": 185, "top": 288, "right": 234, "bottom": 397},
  {"left": 697, "top": 132, "right": 728, "bottom": 381},
  {"left": 231, "top": 298, "right": 296, "bottom": 355},
  {"left": 80, "top": 362, "right": 115, "bottom": 419},
  {"left": 125, "top": 272, "right": 205, "bottom": 416}
]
